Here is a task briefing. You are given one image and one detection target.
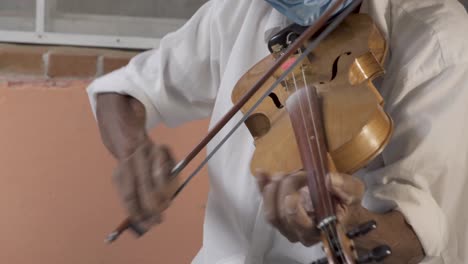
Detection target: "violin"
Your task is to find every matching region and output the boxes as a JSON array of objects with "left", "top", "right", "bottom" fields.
[
  {"left": 232, "top": 9, "right": 392, "bottom": 264},
  {"left": 107, "top": 0, "right": 393, "bottom": 263}
]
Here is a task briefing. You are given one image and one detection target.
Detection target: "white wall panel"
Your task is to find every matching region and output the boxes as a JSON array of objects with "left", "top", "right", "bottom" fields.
[
  {"left": 0, "top": 0, "right": 36, "bottom": 31},
  {"left": 56, "top": 0, "right": 207, "bottom": 19},
  {"left": 0, "top": 0, "right": 207, "bottom": 49}
]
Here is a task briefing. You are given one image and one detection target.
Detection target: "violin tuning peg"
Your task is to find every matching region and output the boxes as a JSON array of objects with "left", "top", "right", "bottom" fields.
[
  {"left": 347, "top": 220, "right": 377, "bottom": 239},
  {"left": 357, "top": 245, "right": 392, "bottom": 264}
]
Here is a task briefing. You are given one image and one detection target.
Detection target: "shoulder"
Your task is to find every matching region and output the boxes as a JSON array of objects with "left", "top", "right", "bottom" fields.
[
  {"left": 209, "top": 0, "right": 273, "bottom": 30},
  {"left": 387, "top": 0, "right": 468, "bottom": 78},
  {"left": 208, "top": 0, "right": 271, "bottom": 20}
]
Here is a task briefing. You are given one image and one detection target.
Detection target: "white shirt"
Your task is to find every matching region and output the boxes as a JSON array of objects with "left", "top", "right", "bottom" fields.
[{"left": 87, "top": 0, "right": 468, "bottom": 263}]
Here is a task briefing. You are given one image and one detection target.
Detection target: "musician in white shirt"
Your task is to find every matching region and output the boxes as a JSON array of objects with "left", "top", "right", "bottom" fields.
[{"left": 87, "top": 0, "right": 468, "bottom": 263}]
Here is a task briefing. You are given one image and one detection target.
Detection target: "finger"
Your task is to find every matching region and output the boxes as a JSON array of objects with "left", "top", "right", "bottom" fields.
[
  {"left": 299, "top": 187, "right": 314, "bottom": 215},
  {"left": 263, "top": 176, "right": 297, "bottom": 242},
  {"left": 287, "top": 195, "right": 320, "bottom": 247},
  {"left": 259, "top": 172, "right": 302, "bottom": 242},
  {"left": 264, "top": 183, "right": 299, "bottom": 243},
  {"left": 284, "top": 193, "right": 314, "bottom": 236},
  {"left": 277, "top": 171, "right": 307, "bottom": 221},
  {"left": 276, "top": 172, "right": 310, "bottom": 243},
  {"left": 153, "top": 145, "right": 178, "bottom": 202},
  {"left": 139, "top": 214, "right": 163, "bottom": 230},
  {"left": 255, "top": 169, "right": 270, "bottom": 192},
  {"left": 326, "top": 173, "right": 365, "bottom": 205},
  {"left": 263, "top": 180, "right": 281, "bottom": 229},
  {"left": 274, "top": 173, "right": 305, "bottom": 242},
  {"left": 154, "top": 145, "right": 176, "bottom": 182},
  {"left": 279, "top": 171, "right": 307, "bottom": 196},
  {"left": 133, "top": 144, "right": 160, "bottom": 219},
  {"left": 113, "top": 160, "right": 145, "bottom": 222}
]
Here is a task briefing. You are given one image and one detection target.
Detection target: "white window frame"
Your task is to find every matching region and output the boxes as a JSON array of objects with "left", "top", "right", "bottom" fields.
[{"left": 0, "top": 0, "right": 187, "bottom": 49}]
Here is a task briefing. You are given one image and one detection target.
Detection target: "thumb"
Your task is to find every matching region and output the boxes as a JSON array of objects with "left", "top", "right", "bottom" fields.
[
  {"left": 326, "top": 173, "right": 365, "bottom": 205},
  {"left": 255, "top": 169, "right": 271, "bottom": 193}
]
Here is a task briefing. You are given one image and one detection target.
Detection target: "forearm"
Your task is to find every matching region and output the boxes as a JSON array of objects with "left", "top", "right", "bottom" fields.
[
  {"left": 95, "top": 93, "right": 149, "bottom": 160},
  {"left": 354, "top": 208, "right": 425, "bottom": 263}
]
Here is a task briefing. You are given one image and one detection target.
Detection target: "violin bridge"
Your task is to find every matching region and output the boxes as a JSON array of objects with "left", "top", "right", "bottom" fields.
[{"left": 276, "top": 60, "right": 313, "bottom": 93}]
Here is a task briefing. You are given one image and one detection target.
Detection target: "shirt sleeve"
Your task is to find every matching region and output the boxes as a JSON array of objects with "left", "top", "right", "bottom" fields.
[
  {"left": 360, "top": 62, "right": 468, "bottom": 259},
  {"left": 87, "top": 0, "right": 223, "bottom": 129}
]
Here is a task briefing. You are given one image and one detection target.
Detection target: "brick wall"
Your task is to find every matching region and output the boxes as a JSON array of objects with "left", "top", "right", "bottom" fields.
[
  {"left": 0, "top": 80, "right": 209, "bottom": 264},
  {"left": 0, "top": 43, "right": 139, "bottom": 79},
  {"left": 0, "top": 42, "right": 208, "bottom": 264}
]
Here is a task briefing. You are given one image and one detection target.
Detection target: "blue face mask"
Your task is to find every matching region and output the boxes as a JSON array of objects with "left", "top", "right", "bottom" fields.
[{"left": 266, "top": 0, "right": 354, "bottom": 26}]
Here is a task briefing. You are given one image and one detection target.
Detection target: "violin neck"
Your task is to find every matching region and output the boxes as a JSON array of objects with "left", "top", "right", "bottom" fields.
[{"left": 285, "top": 85, "right": 335, "bottom": 223}]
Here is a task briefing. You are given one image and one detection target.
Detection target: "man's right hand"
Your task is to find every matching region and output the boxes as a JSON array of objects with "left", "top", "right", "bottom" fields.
[
  {"left": 95, "top": 93, "right": 179, "bottom": 230},
  {"left": 114, "top": 138, "right": 179, "bottom": 229}
]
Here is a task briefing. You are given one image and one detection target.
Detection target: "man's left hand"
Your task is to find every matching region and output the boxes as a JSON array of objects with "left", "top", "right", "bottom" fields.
[
  {"left": 255, "top": 170, "right": 367, "bottom": 246},
  {"left": 255, "top": 170, "right": 425, "bottom": 263}
]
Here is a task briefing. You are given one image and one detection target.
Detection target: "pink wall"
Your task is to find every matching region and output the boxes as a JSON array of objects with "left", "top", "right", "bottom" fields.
[{"left": 0, "top": 81, "right": 209, "bottom": 263}]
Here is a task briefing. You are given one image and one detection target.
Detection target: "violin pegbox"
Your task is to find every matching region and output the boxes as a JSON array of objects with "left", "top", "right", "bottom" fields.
[{"left": 311, "top": 221, "right": 392, "bottom": 264}]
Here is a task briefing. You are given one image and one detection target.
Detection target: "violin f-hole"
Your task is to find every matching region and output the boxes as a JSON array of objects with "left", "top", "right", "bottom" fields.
[
  {"left": 245, "top": 113, "right": 271, "bottom": 138},
  {"left": 268, "top": 92, "right": 284, "bottom": 109},
  {"left": 330, "top": 51, "right": 352, "bottom": 81}
]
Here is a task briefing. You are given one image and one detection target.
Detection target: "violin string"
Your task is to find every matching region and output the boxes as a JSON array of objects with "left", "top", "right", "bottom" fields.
[
  {"left": 334, "top": 226, "right": 346, "bottom": 263},
  {"left": 330, "top": 224, "right": 346, "bottom": 263},
  {"left": 300, "top": 66, "right": 335, "bottom": 216},
  {"left": 290, "top": 66, "right": 329, "bottom": 219},
  {"left": 300, "top": 66, "right": 345, "bottom": 264},
  {"left": 287, "top": 72, "right": 334, "bottom": 259},
  {"left": 152, "top": 1, "right": 362, "bottom": 258},
  {"left": 297, "top": 0, "right": 366, "bottom": 260},
  {"left": 162, "top": 0, "right": 363, "bottom": 209},
  {"left": 325, "top": 226, "right": 337, "bottom": 263}
]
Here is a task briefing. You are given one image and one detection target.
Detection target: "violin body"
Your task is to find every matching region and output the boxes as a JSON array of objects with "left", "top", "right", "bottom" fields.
[
  {"left": 232, "top": 13, "right": 393, "bottom": 263},
  {"left": 232, "top": 14, "right": 392, "bottom": 177}
]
